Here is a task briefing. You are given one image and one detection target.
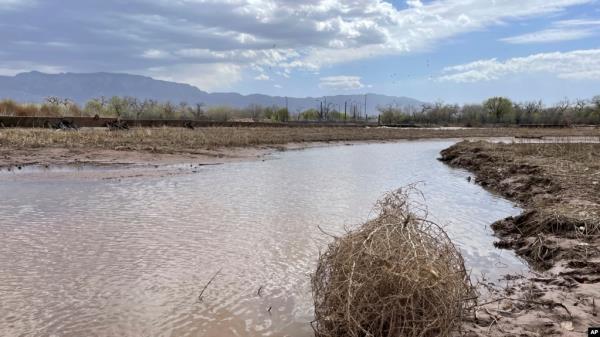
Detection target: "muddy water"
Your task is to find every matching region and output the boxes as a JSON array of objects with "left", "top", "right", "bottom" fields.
[{"left": 0, "top": 141, "right": 526, "bottom": 337}]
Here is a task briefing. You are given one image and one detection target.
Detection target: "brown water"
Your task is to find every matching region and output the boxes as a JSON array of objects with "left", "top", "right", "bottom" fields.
[{"left": 0, "top": 141, "right": 526, "bottom": 337}]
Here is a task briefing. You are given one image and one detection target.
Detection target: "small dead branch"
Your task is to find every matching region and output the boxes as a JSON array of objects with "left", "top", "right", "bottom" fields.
[
  {"left": 198, "top": 268, "right": 222, "bottom": 302},
  {"left": 475, "top": 297, "right": 572, "bottom": 319}
]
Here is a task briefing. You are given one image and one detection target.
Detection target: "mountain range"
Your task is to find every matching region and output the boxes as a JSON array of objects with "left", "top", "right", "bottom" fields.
[{"left": 0, "top": 71, "right": 424, "bottom": 115}]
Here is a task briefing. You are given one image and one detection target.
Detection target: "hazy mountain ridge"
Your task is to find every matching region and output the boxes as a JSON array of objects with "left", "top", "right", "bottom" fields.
[{"left": 0, "top": 72, "right": 424, "bottom": 114}]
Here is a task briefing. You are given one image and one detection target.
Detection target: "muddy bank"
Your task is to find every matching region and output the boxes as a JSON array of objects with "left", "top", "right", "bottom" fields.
[
  {"left": 2, "top": 126, "right": 599, "bottom": 177},
  {"left": 440, "top": 141, "right": 600, "bottom": 336},
  {"left": 0, "top": 141, "right": 383, "bottom": 180}
]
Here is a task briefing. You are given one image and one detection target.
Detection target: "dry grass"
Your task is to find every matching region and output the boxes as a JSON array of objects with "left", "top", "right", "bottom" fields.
[
  {"left": 312, "top": 188, "right": 473, "bottom": 337},
  {"left": 1, "top": 127, "right": 600, "bottom": 153}
]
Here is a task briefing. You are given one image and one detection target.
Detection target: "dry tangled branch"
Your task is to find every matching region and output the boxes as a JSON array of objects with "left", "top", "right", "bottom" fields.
[{"left": 312, "top": 187, "right": 474, "bottom": 337}]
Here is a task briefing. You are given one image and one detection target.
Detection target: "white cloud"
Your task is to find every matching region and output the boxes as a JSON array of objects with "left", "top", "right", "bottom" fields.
[
  {"left": 141, "top": 49, "right": 172, "bottom": 59},
  {"left": 406, "top": 0, "right": 424, "bottom": 8},
  {"left": 0, "top": 61, "right": 65, "bottom": 76},
  {"left": 500, "top": 28, "right": 594, "bottom": 43},
  {"left": 45, "top": 41, "right": 72, "bottom": 48},
  {"left": 254, "top": 74, "right": 270, "bottom": 80},
  {"left": 556, "top": 19, "right": 600, "bottom": 26},
  {"left": 319, "top": 76, "right": 365, "bottom": 90},
  {"left": 117, "top": 0, "right": 595, "bottom": 76},
  {"left": 438, "top": 49, "right": 600, "bottom": 82},
  {"left": 500, "top": 18, "right": 600, "bottom": 44},
  {"left": 143, "top": 63, "right": 242, "bottom": 91},
  {"left": 1, "top": 0, "right": 595, "bottom": 88},
  {"left": 255, "top": 0, "right": 593, "bottom": 71}
]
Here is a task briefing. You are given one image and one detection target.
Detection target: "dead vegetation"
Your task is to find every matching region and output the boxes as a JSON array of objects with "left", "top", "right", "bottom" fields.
[
  {"left": 440, "top": 140, "right": 600, "bottom": 336},
  {"left": 440, "top": 140, "right": 600, "bottom": 263},
  {"left": 1, "top": 127, "right": 600, "bottom": 153},
  {"left": 312, "top": 188, "right": 474, "bottom": 337}
]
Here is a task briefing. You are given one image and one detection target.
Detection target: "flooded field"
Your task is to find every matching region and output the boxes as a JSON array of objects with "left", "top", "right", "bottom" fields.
[{"left": 0, "top": 141, "right": 527, "bottom": 337}]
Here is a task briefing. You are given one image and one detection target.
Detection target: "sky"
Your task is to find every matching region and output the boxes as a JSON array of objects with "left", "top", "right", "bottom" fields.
[{"left": 0, "top": 0, "right": 599, "bottom": 103}]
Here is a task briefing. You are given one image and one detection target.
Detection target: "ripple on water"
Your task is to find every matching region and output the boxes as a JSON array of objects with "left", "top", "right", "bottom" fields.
[{"left": 0, "top": 141, "right": 527, "bottom": 337}]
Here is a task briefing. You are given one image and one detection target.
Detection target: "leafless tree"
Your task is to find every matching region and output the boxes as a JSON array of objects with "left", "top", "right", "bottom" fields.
[{"left": 45, "top": 96, "right": 62, "bottom": 105}]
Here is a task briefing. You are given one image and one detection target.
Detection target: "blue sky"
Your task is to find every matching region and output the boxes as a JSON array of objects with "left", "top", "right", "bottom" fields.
[{"left": 0, "top": 0, "right": 599, "bottom": 103}]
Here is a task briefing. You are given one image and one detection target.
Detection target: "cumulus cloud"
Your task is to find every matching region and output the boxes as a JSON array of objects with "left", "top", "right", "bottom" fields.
[
  {"left": 438, "top": 49, "right": 600, "bottom": 82},
  {"left": 0, "top": 0, "right": 595, "bottom": 89},
  {"left": 319, "top": 76, "right": 365, "bottom": 90}
]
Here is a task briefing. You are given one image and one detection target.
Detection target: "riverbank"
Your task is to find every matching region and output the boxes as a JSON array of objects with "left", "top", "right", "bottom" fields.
[
  {"left": 440, "top": 141, "right": 600, "bottom": 336},
  {"left": 2, "top": 127, "right": 600, "bottom": 170}
]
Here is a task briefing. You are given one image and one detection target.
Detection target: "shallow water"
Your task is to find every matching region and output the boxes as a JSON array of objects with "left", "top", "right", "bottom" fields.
[{"left": 0, "top": 141, "right": 526, "bottom": 337}]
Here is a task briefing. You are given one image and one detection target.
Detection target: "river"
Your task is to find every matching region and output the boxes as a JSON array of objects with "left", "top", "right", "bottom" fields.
[{"left": 0, "top": 140, "right": 526, "bottom": 337}]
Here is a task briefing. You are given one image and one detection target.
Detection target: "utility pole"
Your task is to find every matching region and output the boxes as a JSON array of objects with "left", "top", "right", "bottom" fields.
[
  {"left": 364, "top": 94, "right": 368, "bottom": 121},
  {"left": 285, "top": 96, "right": 288, "bottom": 113},
  {"left": 320, "top": 101, "right": 323, "bottom": 120},
  {"left": 344, "top": 101, "right": 347, "bottom": 121}
]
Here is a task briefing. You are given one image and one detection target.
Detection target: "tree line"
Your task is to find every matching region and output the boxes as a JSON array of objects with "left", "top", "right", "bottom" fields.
[
  {"left": 2, "top": 95, "right": 600, "bottom": 125},
  {"left": 378, "top": 96, "right": 600, "bottom": 126},
  {"left": 0, "top": 96, "right": 293, "bottom": 122},
  {"left": 0, "top": 96, "right": 369, "bottom": 122}
]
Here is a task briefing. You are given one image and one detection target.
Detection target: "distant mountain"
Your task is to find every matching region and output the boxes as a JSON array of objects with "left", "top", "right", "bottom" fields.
[{"left": 0, "top": 71, "right": 424, "bottom": 115}]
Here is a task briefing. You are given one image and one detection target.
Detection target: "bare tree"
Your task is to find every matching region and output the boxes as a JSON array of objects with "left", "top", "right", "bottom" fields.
[
  {"left": 130, "top": 98, "right": 152, "bottom": 120},
  {"left": 163, "top": 101, "right": 176, "bottom": 119},
  {"left": 45, "top": 96, "right": 62, "bottom": 105}
]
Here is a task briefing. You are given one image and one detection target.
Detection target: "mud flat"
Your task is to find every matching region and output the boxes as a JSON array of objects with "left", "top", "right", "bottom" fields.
[{"left": 440, "top": 140, "right": 600, "bottom": 336}]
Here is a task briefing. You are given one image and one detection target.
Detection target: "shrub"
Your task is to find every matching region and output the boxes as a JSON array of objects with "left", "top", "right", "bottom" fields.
[
  {"left": 0, "top": 99, "right": 19, "bottom": 116},
  {"left": 206, "top": 106, "right": 231, "bottom": 122}
]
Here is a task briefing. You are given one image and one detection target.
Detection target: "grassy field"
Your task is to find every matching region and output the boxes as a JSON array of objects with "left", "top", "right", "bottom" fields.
[{"left": 1, "top": 127, "right": 600, "bottom": 153}]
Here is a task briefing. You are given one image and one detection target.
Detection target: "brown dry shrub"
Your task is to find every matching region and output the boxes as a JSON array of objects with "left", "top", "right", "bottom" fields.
[
  {"left": 15, "top": 104, "right": 40, "bottom": 116},
  {"left": 312, "top": 188, "right": 473, "bottom": 337},
  {"left": 0, "top": 99, "right": 18, "bottom": 116},
  {"left": 40, "top": 103, "right": 62, "bottom": 117},
  {"left": 67, "top": 104, "right": 83, "bottom": 117}
]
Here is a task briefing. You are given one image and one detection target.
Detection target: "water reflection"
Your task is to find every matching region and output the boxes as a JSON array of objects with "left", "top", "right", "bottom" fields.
[{"left": 0, "top": 141, "right": 525, "bottom": 337}]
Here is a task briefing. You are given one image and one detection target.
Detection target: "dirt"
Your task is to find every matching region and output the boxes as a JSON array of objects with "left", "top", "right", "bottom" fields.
[{"left": 440, "top": 141, "right": 600, "bottom": 336}]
